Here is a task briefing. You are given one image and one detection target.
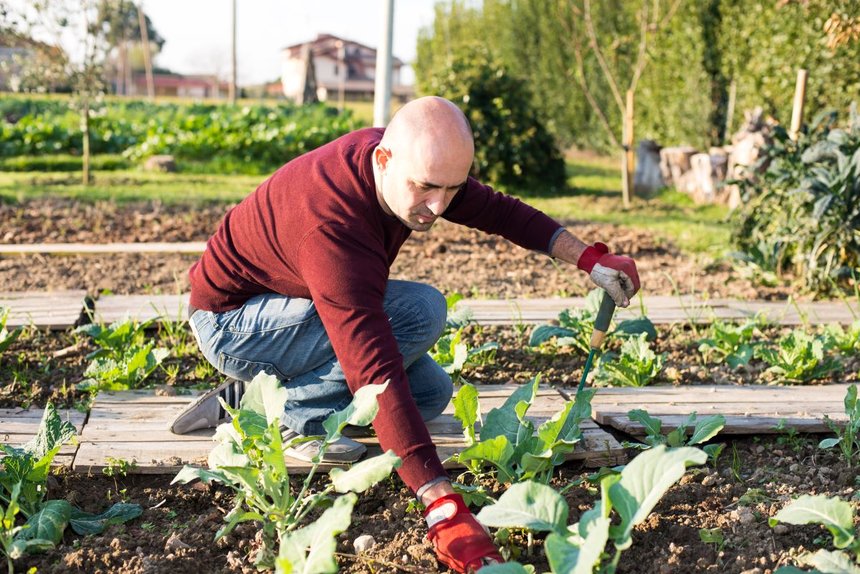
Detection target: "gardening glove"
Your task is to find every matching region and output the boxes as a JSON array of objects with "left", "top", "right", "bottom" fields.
[
  {"left": 425, "top": 493, "right": 503, "bottom": 573},
  {"left": 577, "top": 242, "right": 640, "bottom": 307}
]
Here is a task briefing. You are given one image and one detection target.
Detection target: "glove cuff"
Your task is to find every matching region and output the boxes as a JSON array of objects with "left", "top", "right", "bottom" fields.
[
  {"left": 576, "top": 242, "right": 610, "bottom": 273},
  {"left": 424, "top": 493, "right": 469, "bottom": 530}
]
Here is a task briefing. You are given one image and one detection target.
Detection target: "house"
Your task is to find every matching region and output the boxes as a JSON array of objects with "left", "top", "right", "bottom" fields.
[
  {"left": 126, "top": 72, "right": 230, "bottom": 98},
  {"left": 280, "top": 33, "right": 413, "bottom": 104},
  {"left": 0, "top": 33, "right": 68, "bottom": 93}
]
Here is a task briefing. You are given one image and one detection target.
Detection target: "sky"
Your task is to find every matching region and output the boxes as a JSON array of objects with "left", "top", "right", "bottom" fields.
[{"left": 141, "top": 0, "right": 445, "bottom": 86}]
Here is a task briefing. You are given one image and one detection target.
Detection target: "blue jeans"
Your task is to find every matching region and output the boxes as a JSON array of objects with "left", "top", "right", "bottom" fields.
[{"left": 189, "top": 280, "right": 453, "bottom": 436}]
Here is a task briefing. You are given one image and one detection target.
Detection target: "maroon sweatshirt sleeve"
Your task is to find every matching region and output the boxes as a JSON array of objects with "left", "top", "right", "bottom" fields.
[
  {"left": 444, "top": 177, "right": 563, "bottom": 253},
  {"left": 296, "top": 224, "right": 446, "bottom": 492}
]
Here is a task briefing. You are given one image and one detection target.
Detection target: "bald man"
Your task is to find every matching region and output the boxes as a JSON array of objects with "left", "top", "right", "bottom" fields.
[{"left": 173, "top": 96, "right": 639, "bottom": 572}]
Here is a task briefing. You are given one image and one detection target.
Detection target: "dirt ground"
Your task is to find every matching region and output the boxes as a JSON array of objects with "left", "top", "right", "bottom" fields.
[
  {"left": 0, "top": 198, "right": 796, "bottom": 299},
  {"left": 3, "top": 199, "right": 859, "bottom": 574}
]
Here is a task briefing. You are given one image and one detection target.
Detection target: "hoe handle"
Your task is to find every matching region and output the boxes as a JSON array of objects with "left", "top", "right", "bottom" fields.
[{"left": 589, "top": 291, "right": 616, "bottom": 349}]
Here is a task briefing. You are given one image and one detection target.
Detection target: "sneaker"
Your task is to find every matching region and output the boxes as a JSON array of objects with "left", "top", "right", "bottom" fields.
[
  {"left": 169, "top": 379, "right": 246, "bottom": 434},
  {"left": 281, "top": 427, "right": 367, "bottom": 464}
]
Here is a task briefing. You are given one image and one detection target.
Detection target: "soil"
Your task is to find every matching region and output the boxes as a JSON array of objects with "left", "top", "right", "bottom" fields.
[
  {"left": 1, "top": 198, "right": 797, "bottom": 299},
  {"left": 4, "top": 199, "right": 860, "bottom": 574}
]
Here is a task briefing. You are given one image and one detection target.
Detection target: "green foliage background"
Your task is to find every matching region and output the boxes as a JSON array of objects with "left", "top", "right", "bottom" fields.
[{"left": 415, "top": 0, "right": 860, "bottom": 153}]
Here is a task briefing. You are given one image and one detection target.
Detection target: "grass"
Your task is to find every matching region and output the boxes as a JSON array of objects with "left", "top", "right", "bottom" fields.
[{"left": 0, "top": 151, "right": 731, "bottom": 255}]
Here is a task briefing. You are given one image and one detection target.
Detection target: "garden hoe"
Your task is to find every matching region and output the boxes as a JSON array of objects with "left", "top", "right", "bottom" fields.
[{"left": 575, "top": 290, "right": 617, "bottom": 394}]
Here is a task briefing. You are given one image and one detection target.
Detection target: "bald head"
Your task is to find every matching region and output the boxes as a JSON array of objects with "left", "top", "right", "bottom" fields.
[
  {"left": 380, "top": 96, "right": 474, "bottom": 166},
  {"left": 372, "top": 97, "right": 475, "bottom": 232}
]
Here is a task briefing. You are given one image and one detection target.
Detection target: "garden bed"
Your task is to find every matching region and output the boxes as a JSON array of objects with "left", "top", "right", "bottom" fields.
[{"left": 0, "top": 198, "right": 795, "bottom": 299}]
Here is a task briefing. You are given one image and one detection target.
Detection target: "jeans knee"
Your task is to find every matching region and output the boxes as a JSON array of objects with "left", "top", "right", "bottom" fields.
[
  {"left": 418, "top": 375, "right": 453, "bottom": 422},
  {"left": 417, "top": 284, "right": 448, "bottom": 343}
]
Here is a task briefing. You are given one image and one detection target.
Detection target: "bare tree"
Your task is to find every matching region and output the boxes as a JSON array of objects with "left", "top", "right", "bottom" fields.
[{"left": 560, "top": 0, "right": 681, "bottom": 206}]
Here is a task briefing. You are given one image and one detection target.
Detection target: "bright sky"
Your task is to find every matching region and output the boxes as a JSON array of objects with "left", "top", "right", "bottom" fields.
[{"left": 142, "top": 0, "right": 444, "bottom": 86}]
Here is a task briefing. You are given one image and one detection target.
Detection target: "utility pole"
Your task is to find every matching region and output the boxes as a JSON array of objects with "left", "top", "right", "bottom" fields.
[
  {"left": 229, "top": 0, "right": 237, "bottom": 104},
  {"left": 137, "top": 2, "right": 154, "bottom": 99},
  {"left": 373, "top": 0, "right": 394, "bottom": 127}
]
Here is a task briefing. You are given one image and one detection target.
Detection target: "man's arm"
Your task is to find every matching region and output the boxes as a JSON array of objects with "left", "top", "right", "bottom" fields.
[{"left": 551, "top": 229, "right": 640, "bottom": 308}]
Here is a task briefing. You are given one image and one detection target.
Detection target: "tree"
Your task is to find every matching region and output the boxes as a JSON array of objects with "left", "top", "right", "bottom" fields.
[{"left": 94, "top": 0, "right": 164, "bottom": 95}]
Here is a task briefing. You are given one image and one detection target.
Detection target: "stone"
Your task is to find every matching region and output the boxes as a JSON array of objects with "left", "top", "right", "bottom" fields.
[
  {"left": 164, "top": 532, "right": 190, "bottom": 551},
  {"left": 353, "top": 534, "right": 376, "bottom": 554},
  {"left": 144, "top": 154, "right": 177, "bottom": 173}
]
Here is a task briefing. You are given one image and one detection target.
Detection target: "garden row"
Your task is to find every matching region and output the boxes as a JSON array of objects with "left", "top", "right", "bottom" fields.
[{"left": 0, "top": 97, "right": 357, "bottom": 175}]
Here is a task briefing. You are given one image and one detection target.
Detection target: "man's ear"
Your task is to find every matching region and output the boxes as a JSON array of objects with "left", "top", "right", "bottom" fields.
[{"left": 374, "top": 146, "right": 391, "bottom": 173}]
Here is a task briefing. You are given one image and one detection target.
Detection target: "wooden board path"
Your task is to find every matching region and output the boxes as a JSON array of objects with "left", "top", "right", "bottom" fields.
[
  {"left": 0, "top": 408, "right": 87, "bottom": 468},
  {"left": 0, "top": 290, "right": 90, "bottom": 329},
  {"left": 575, "top": 383, "right": 856, "bottom": 436},
  {"left": 458, "top": 296, "right": 860, "bottom": 325},
  {"left": 0, "top": 242, "right": 206, "bottom": 255},
  {"left": 71, "top": 385, "right": 626, "bottom": 474},
  {"left": 92, "top": 293, "right": 190, "bottom": 325}
]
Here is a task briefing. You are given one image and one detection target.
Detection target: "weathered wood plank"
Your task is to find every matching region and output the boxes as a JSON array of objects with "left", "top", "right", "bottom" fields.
[
  {"left": 0, "top": 290, "right": 89, "bottom": 329},
  {"left": 92, "top": 294, "right": 191, "bottom": 325},
  {"left": 0, "top": 242, "right": 206, "bottom": 255},
  {"left": 457, "top": 297, "right": 860, "bottom": 325}
]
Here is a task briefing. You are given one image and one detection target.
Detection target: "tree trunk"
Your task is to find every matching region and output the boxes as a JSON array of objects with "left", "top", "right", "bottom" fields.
[{"left": 82, "top": 96, "right": 91, "bottom": 186}]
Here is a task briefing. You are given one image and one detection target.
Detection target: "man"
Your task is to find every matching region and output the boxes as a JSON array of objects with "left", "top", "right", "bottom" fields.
[{"left": 171, "top": 96, "right": 639, "bottom": 572}]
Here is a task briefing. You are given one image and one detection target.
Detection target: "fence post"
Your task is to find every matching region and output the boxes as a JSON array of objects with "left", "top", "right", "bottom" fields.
[
  {"left": 622, "top": 89, "right": 634, "bottom": 208},
  {"left": 789, "top": 69, "right": 808, "bottom": 141}
]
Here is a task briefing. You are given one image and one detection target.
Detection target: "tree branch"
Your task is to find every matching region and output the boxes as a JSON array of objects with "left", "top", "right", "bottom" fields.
[{"left": 584, "top": 0, "right": 625, "bottom": 115}]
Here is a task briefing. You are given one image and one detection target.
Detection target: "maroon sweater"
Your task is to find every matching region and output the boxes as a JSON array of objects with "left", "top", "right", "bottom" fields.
[{"left": 189, "top": 128, "right": 562, "bottom": 491}]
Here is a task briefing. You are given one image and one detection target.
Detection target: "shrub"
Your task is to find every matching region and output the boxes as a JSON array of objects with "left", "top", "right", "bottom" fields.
[{"left": 731, "top": 104, "right": 860, "bottom": 294}]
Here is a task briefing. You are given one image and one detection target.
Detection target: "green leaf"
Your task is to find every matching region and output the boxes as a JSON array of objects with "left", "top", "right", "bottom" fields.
[
  {"left": 476, "top": 481, "right": 568, "bottom": 534},
  {"left": 240, "top": 372, "right": 289, "bottom": 425},
  {"left": 478, "top": 563, "right": 535, "bottom": 574},
  {"left": 608, "top": 446, "right": 707, "bottom": 550},
  {"left": 171, "top": 465, "right": 231, "bottom": 486},
  {"left": 481, "top": 378, "right": 538, "bottom": 443},
  {"left": 627, "top": 409, "right": 663, "bottom": 439},
  {"left": 14, "top": 499, "right": 72, "bottom": 544},
  {"left": 69, "top": 503, "right": 142, "bottom": 535},
  {"left": 529, "top": 325, "right": 577, "bottom": 346},
  {"left": 459, "top": 435, "right": 515, "bottom": 482},
  {"left": 322, "top": 381, "right": 389, "bottom": 441},
  {"left": 277, "top": 493, "right": 356, "bottom": 574},
  {"left": 25, "top": 402, "right": 77, "bottom": 462},
  {"left": 802, "top": 549, "right": 860, "bottom": 574},
  {"left": 612, "top": 317, "right": 658, "bottom": 342},
  {"left": 688, "top": 415, "right": 726, "bottom": 445},
  {"left": 819, "top": 437, "right": 843, "bottom": 449},
  {"left": 453, "top": 383, "right": 480, "bottom": 445},
  {"left": 546, "top": 511, "right": 611, "bottom": 574},
  {"left": 770, "top": 495, "right": 856, "bottom": 549},
  {"left": 329, "top": 450, "right": 401, "bottom": 493}
]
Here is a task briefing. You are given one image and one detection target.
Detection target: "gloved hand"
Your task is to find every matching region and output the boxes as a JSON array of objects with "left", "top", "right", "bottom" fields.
[
  {"left": 577, "top": 242, "right": 640, "bottom": 307},
  {"left": 425, "top": 493, "right": 503, "bottom": 573}
]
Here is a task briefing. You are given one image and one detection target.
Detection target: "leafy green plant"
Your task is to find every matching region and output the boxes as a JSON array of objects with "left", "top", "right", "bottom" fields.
[
  {"left": 732, "top": 104, "right": 860, "bottom": 294},
  {"left": 449, "top": 377, "right": 593, "bottom": 493},
  {"left": 820, "top": 321, "right": 860, "bottom": 355},
  {"left": 699, "top": 527, "right": 727, "bottom": 553},
  {"left": 819, "top": 384, "right": 860, "bottom": 467},
  {"left": 476, "top": 446, "right": 707, "bottom": 573},
  {"left": 0, "top": 306, "right": 23, "bottom": 355},
  {"left": 1, "top": 483, "right": 28, "bottom": 574},
  {"left": 75, "top": 318, "right": 169, "bottom": 391},
  {"left": 625, "top": 409, "right": 725, "bottom": 465},
  {"left": 755, "top": 329, "right": 841, "bottom": 384},
  {"left": 770, "top": 494, "right": 860, "bottom": 573},
  {"left": 173, "top": 373, "right": 401, "bottom": 572},
  {"left": 431, "top": 294, "right": 498, "bottom": 383},
  {"left": 0, "top": 403, "right": 76, "bottom": 517},
  {"left": 593, "top": 333, "right": 665, "bottom": 387},
  {"left": 0, "top": 404, "right": 141, "bottom": 567},
  {"left": 529, "top": 289, "right": 658, "bottom": 354},
  {"left": 697, "top": 318, "right": 760, "bottom": 368}
]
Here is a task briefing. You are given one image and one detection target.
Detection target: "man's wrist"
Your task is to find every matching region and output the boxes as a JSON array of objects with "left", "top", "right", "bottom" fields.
[{"left": 417, "top": 477, "right": 455, "bottom": 506}]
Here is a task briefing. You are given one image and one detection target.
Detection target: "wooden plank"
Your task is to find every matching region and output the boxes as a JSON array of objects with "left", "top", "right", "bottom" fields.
[
  {"left": 458, "top": 297, "right": 860, "bottom": 325},
  {"left": 0, "top": 290, "right": 89, "bottom": 329},
  {"left": 94, "top": 389, "right": 205, "bottom": 404},
  {"left": 92, "top": 293, "right": 191, "bottom": 324},
  {"left": 0, "top": 408, "right": 84, "bottom": 469},
  {"left": 0, "top": 242, "right": 206, "bottom": 255},
  {"left": 580, "top": 384, "right": 852, "bottom": 437}
]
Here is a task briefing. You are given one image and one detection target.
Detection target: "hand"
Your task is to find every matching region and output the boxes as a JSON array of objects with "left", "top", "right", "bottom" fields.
[
  {"left": 424, "top": 493, "right": 503, "bottom": 573},
  {"left": 576, "top": 242, "right": 640, "bottom": 307}
]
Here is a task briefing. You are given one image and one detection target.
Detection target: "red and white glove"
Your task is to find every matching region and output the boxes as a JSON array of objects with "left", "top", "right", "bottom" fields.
[
  {"left": 577, "top": 242, "right": 640, "bottom": 307},
  {"left": 425, "top": 493, "right": 503, "bottom": 573}
]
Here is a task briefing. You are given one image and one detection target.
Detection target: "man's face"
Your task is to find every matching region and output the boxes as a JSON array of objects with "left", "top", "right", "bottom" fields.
[{"left": 374, "top": 143, "right": 472, "bottom": 232}]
